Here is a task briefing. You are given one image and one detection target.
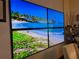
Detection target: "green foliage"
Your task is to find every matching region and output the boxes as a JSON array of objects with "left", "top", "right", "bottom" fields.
[
  {"left": 13, "top": 31, "right": 33, "bottom": 42},
  {"left": 28, "top": 42, "right": 48, "bottom": 49},
  {"left": 13, "top": 51, "right": 31, "bottom": 59},
  {"left": 13, "top": 31, "right": 48, "bottom": 59},
  {"left": 33, "top": 42, "right": 48, "bottom": 48},
  {"left": 11, "top": 11, "right": 45, "bottom": 22},
  {"left": 13, "top": 31, "right": 35, "bottom": 50}
]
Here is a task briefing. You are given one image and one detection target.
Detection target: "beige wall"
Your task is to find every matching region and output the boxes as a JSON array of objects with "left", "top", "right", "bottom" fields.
[
  {"left": 0, "top": 0, "right": 11, "bottom": 59},
  {"left": 64, "top": 0, "right": 79, "bottom": 25},
  {"left": 0, "top": 0, "right": 65, "bottom": 59},
  {"left": 26, "top": 0, "right": 64, "bottom": 12},
  {"left": 63, "top": 0, "right": 71, "bottom": 26},
  {"left": 69, "top": 0, "right": 79, "bottom": 25},
  {"left": 0, "top": 1, "right": 3, "bottom": 19}
]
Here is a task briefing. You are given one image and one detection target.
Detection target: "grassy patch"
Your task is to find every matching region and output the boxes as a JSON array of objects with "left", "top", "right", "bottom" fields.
[
  {"left": 13, "top": 51, "right": 31, "bottom": 59},
  {"left": 13, "top": 31, "right": 48, "bottom": 59},
  {"left": 13, "top": 31, "right": 36, "bottom": 50}
]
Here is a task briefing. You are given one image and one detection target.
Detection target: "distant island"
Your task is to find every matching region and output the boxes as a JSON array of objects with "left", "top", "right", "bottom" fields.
[
  {"left": 11, "top": 11, "right": 45, "bottom": 23},
  {"left": 11, "top": 11, "right": 56, "bottom": 23}
]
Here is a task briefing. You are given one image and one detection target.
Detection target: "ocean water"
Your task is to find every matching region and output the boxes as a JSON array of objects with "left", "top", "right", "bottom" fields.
[
  {"left": 12, "top": 22, "right": 47, "bottom": 29},
  {"left": 28, "top": 29, "right": 64, "bottom": 46},
  {"left": 12, "top": 22, "right": 64, "bottom": 29},
  {"left": 49, "top": 29, "right": 64, "bottom": 46}
]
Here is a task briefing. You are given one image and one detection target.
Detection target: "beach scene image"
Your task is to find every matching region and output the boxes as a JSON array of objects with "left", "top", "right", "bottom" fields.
[
  {"left": 11, "top": 0, "right": 47, "bottom": 29},
  {"left": 48, "top": 9, "right": 64, "bottom": 27},
  {"left": 11, "top": 0, "right": 64, "bottom": 59},
  {"left": 48, "top": 9, "right": 64, "bottom": 46},
  {"left": 49, "top": 29, "right": 64, "bottom": 46},
  {"left": 13, "top": 30, "right": 48, "bottom": 59},
  {"left": 11, "top": 0, "right": 48, "bottom": 59}
]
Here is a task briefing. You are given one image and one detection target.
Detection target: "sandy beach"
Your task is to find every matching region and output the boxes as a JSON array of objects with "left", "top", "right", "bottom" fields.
[
  {"left": 12, "top": 19, "right": 64, "bottom": 46},
  {"left": 49, "top": 34, "right": 64, "bottom": 46},
  {"left": 17, "top": 31, "right": 47, "bottom": 39},
  {"left": 17, "top": 31, "right": 64, "bottom": 46},
  {"left": 12, "top": 19, "right": 28, "bottom": 23}
]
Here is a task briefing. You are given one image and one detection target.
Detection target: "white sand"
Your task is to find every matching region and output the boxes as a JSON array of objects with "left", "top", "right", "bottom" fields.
[
  {"left": 17, "top": 31, "right": 47, "bottom": 40},
  {"left": 49, "top": 34, "right": 64, "bottom": 46},
  {"left": 17, "top": 31, "right": 64, "bottom": 46},
  {"left": 12, "top": 19, "right": 28, "bottom": 23}
]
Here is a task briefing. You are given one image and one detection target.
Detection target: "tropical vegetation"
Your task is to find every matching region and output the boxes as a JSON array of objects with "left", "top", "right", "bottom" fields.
[
  {"left": 11, "top": 11, "right": 56, "bottom": 23},
  {"left": 11, "top": 11, "right": 44, "bottom": 22},
  {"left": 13, "top": 31, "right": 48, "bottom": 59}
]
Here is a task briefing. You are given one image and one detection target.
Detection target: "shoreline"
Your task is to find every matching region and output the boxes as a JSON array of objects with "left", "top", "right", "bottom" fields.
[
  {"left": 12, "top": 19, "right": 28, "bottom": 23},
  {"left": 17, "top": 31, "right": 64, "bottom": 45},
  {"left": 17, "top": 31, "right": 48, "bottom": 40},
  {"left": 12, "top": 19, "right": 47, "bottom": 23},
  {"left": 12, "top": 19, "right": 64, "bottom": 45}
]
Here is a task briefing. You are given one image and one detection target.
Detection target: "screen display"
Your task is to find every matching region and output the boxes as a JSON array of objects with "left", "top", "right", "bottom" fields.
[
  {"left": 48, "top": 9, "right": 64, "bottom": 28},
  {"left": 11, "top": 0, "right": 47, "bottom": 29},
  {"left": 49, "top": 29, "right": 64, "bottom": 46},
  {"left": 12, "top": 30, "right": 48, "bottom": 59},
  {"left": 48, "top": 9, "right": 64, "bottom": 46},
  {"left": 10, "top": 0, "right": 64, "bottom": 59}
]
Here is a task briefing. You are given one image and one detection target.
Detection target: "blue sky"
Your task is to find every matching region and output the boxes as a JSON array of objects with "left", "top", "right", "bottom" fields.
[
  {"left": 11, "top": 0, "right": 64, "bottom": 27},
  {"left": 11, "top": 0, "right": 47, "bottom": 19},
  {"left": 48, "top": 9, "right": 64, "bottom": 24}
]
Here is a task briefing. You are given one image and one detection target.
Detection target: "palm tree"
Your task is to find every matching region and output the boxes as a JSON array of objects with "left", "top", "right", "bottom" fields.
[
  {"left": 14, "top": 12, "right": 21, "bottom": 20},
  {"left": 11, "top": 11, "right": 18, "bottom": 20},
  {"left": 15, "top": 12, "right": 20, "bottom": 18}
]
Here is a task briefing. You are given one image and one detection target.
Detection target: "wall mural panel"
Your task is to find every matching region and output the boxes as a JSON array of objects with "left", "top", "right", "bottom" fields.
[{"left": 10, "top": 0, "right": 64, "bottom": 59}]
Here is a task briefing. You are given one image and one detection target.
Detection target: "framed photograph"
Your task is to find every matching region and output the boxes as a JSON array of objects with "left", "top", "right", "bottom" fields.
[{"left": 0, "top": 0, "right": 6, "bottom": 22}]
